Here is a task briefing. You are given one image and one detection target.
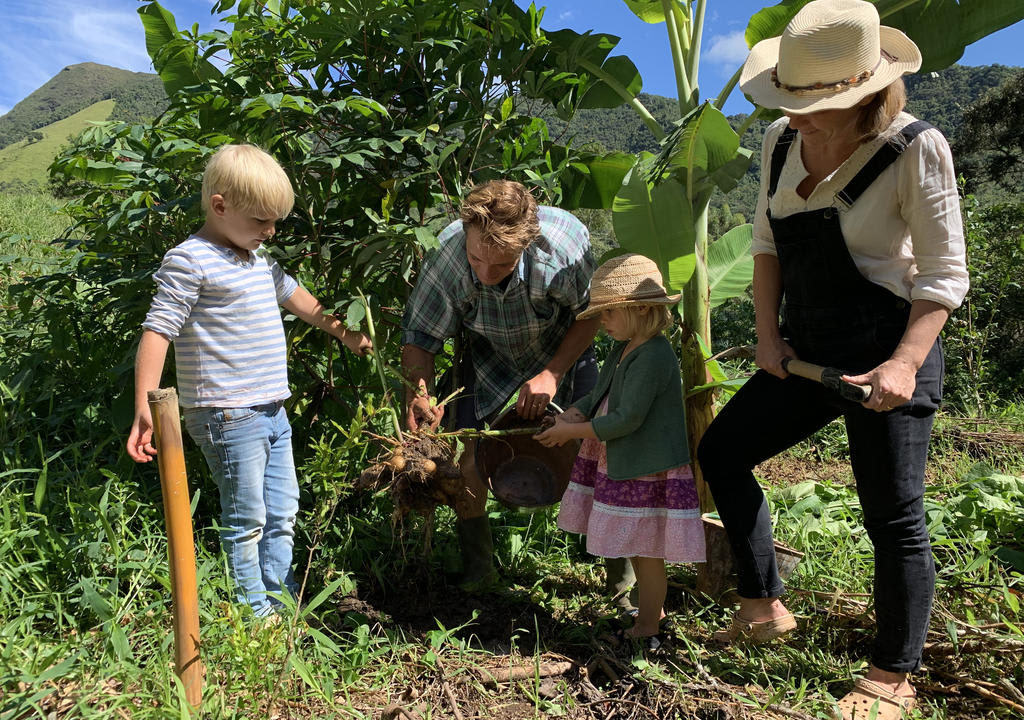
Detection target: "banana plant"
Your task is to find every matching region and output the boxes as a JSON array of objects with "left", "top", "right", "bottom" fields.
[{"left": 542, "top": 0, "right": 1024, "bottom": 508}]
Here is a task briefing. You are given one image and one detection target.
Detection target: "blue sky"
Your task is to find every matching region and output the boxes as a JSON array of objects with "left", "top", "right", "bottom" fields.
[{"left": 0, "top": 0, "right": 1021, "bottom": 119}]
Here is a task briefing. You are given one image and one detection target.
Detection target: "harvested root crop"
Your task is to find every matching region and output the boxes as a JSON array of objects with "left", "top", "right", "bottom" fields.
[{"left": 357, "top": 433, "right": 466, "bottom": 518}]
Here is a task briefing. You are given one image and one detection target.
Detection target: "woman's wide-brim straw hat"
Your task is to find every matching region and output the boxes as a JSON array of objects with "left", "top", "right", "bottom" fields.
[
  {"left": 577, "top": 253, "right": 680, "bottom": 320},
  {"left": 740, "top": 0, "right": 922, "bottom": 114}
]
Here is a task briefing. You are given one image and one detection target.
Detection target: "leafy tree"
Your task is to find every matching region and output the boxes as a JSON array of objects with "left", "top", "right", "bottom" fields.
[
  {"left": 24, "top": 0, "right": 611, "bottom": 453},
  {"left": 955, "top": 68, "right": 1024, "bottom": 194},
  {"left": 944, "top": 196, "right": 1024, "bottom": 412}
]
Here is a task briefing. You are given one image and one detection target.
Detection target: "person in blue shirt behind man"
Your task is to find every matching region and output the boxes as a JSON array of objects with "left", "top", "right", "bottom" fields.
[{"left": 127, "top": 144, "right": 372, "bottom": 618}]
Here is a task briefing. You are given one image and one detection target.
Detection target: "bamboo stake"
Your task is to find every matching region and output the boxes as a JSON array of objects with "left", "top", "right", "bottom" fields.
[{"left": 149, "top": 388, "right": 203, "bottom": 707}]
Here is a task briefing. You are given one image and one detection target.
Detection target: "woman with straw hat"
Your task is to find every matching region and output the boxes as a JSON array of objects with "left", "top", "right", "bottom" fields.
[
  {"left": 536, "top": 253, "right": 706, "bottom": 650},
  {"left": 697, "top": 1, "right": 968, "bottom": 717}
]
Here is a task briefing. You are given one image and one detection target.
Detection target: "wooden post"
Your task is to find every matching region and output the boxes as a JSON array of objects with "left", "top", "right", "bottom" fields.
[{"left": 149, "top": 388, "right": 203, "bottom": 707}]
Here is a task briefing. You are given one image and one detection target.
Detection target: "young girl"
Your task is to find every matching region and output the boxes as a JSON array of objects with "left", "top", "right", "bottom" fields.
[{"left": 535, "top": 253, "right": 706, "bottom": 647}]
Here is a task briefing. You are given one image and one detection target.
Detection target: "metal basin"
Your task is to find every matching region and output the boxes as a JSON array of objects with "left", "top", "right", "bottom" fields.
[{"left": 475, "top": 405, "right": 580, "bottom": 509}]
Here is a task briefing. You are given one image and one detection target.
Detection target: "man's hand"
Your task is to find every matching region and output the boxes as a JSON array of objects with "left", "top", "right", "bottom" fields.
[
  {"left": 516, "top": 369, "right": 558, "bottom": 420},
  {"left": 342, "top": 330, "right": 373, "bottom": 356},
  {"left": 406, "top": 392, "right": 444, "bottom": 432},
  {"left": 127, "top": 409, "right": 158, "bottom": 463}
]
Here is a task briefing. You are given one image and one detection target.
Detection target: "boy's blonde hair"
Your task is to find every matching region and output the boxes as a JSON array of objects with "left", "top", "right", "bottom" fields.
[
  {"left": 618, "top": 304, "right": 674, "bottom": 340},
  {"left": 460, "top": 180, "right": 540, "bottom": 253},
  {"left": 201, "top": 144, "right": 295, "bottom": 218}
]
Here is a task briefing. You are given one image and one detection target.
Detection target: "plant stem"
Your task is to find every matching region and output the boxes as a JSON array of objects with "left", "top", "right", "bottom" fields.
[
  {"left": 715, "top": 66, "right": 741, "bottom": 111},
  {"left": 433, "top": 426, "right": 544, "bottom": 439},
  {"left": 578, "top": 58, "right": 666, "bottom": 141},
  {"left": 661, "top": 0, "right": 692, "bottom": 114},
  {"left": 686, "top": 0, "right": 707, "bottom": 104},
  {"left": 736, "top": 106, "right": 764, "bottom": 138},
  {"left": 358, "top": 290, "right": 404, "bottom": 442}
]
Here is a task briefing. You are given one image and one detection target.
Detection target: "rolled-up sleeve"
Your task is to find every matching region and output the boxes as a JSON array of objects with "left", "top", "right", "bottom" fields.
[
  {"left": 898, "top": 130, "right": 969, "bottom": 310},
  {"left": 400, "top": 250, "right": 460, "bottom": 353},
  {"left": 751, "top": 122, "right": 782, "bottom": 258},
  {"left": 142, "top": 247, "right": 201, "bottom": 340}
]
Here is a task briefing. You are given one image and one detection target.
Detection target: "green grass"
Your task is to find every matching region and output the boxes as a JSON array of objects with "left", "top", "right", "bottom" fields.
[
  {"left": 0, "top": 402, "right": 1020, "bottom": 719},
  {"left": 0, "top": 190, "right": 73, "bottom": 296},
  {"left": 0, "top": 99, "right": 114, "bottom": 190}
]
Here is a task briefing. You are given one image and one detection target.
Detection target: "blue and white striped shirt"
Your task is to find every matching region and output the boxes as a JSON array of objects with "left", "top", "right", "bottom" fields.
[{"left": 143, "top": 235, "right": 299, "bottom": 408}]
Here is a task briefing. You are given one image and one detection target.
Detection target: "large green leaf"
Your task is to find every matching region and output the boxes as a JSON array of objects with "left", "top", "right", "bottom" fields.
[
  {"left": 745, "top": 0, "right": 808, "bottom": 49},
  {"left": 746, "top": 1, "right": 1024, "bottom": 75},
  {"left": 707, "top": 223, "right": 754, "bottom": 308},
  {"left": 138, "top": 2, "right": 221, "bottom": 96},
  {"left": 561, "top": 151, "right": 637, "bottom": 210},
  {"left": 876, "top": 0, "right": 1024, "bottom": 73},
  {"left": 544, "top": 28, "right": 620, "bottom": 69},
  {"left": 656, "top": 103, "right": 742, "bottom": 197},
  {"left": 579, "top": 55, "right": 644, "bottom": 109},
  {"left": 612, "top": 165, "right": 696, "bottom": 292},
  {"left": 622, "top": 0, "right": 667, "bottom": 24},
  {"left": 706, "top": 147, "right": 755, "bottom": 195}
]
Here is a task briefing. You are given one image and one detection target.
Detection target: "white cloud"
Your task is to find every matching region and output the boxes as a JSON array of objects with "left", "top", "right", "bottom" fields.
[
  {"left": 71, "top": 8, "right": 157, "bottom": 74},
  {"left": 559, "top": 11, "right": 574, "bottom": 21},
  {"left": 0, "top": 0, "right": 219, "bottom": 113},
  {"left": 703, "top": 31, "right": 750, "bottom": 68}
]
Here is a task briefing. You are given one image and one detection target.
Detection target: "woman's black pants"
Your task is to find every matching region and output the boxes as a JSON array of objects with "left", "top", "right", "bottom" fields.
[{"left": 697, "top": 341, "right": 942, "bottom": 673}]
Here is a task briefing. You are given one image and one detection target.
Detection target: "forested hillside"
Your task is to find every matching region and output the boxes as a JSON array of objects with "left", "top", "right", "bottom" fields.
[
  {"left": 534, "top": 64, "right": 1021, "bottom": 223},
  {"left": 0, "top": 63, "right": 166, "bottom": 150}
]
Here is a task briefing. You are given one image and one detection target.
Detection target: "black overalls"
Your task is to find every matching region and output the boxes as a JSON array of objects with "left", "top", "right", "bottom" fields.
[{"left": 698, "top": 120, "right": 945, "bottom": 673}]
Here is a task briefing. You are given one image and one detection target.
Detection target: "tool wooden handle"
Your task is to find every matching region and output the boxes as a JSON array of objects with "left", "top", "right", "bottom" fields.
[
  {"left": 149, "top": 388, "right": 203, "bottom": 707},
  {"left": 782, "top": 359, "right": 872, "bottom": 403}
]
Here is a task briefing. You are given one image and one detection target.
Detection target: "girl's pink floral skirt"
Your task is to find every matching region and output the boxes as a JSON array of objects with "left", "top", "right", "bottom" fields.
[{"left": 557, "top": 433, "right": 706, "bottom": 564}]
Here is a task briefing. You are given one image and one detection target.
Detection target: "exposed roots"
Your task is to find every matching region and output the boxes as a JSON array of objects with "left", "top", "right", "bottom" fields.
[{"left": 356, "top": 433, "right": 465, "bottom": 520}]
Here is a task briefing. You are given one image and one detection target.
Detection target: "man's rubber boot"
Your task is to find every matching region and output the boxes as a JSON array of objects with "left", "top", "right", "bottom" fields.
[
  {"left": 456, "top": 516, "right": 499, "bottom": 592},
  {"left": 605, "top": 557, "right": 639, "bottom": 612}
]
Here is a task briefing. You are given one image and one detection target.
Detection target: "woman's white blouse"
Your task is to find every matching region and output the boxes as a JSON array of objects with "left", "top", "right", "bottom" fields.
[{"left": 751, "top": 111, "right": 969, "bottom": 310}]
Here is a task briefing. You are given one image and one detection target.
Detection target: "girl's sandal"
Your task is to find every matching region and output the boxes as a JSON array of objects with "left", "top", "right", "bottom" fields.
[
  {"left": 606, "top": 627, "right": 669, "bottom": 654},
  {"left": 711, "top": 612, "right": 797, "bottom": 646},
  {"left": 834, "top": 678, "right": 916, "bottom": 720}
]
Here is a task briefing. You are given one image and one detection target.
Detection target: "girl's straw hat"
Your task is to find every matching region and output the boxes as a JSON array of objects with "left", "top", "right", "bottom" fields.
[
  {"left": 577, "top": 253, "right": 680, "bottom": 320},
  {"left": 739, "top": 0, "right": 921, "bottom": 114}
]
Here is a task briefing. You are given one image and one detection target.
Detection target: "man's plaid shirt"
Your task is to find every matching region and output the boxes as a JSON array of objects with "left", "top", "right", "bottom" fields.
[{"left": 401, "top": 206, "right": 595, "bottom": 420}]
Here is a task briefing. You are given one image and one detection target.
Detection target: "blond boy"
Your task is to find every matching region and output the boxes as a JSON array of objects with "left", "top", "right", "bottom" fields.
[{"left": 127, "top": 144, "right": 370, "bottom": 616}]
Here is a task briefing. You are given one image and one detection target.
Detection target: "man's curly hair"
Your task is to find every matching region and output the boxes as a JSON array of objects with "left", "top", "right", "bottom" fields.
[{"left": 459, "top": 180, "right": 540, "bottom": 253}]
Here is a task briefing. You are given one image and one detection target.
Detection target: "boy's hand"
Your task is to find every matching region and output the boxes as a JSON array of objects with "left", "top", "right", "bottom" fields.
[
  {"left": 127, "top": 409, "right": 158, "bottom": 463},
  {"left": 342, "top": 330, "right": 373, "bottom": 356}
]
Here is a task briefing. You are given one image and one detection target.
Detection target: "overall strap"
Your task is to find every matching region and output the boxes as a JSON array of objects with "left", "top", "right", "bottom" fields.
[
  {"left": 835, "top": 120, "right": 934, "bottom": 208},
  {"left": 767, "top": 126, "right": 798, "bottom": 198}
]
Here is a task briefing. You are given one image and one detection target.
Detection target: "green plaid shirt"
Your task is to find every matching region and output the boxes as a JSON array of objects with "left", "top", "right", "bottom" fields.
[{"left": 402, "top": 206, "right": 595, "bottom": 419}]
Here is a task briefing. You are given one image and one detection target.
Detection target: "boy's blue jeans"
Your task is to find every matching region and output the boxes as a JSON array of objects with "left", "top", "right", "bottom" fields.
[{"left": 184, "top": 401, "right": 299, "bottom": 617}]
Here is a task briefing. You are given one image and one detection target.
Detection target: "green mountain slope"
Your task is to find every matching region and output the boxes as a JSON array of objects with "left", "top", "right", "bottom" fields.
[
  {"left": 0, "top": 100, "right": 116, "bottom": 191},
  {"left": 540, "top": 64, "right": 1019, "bottom": 222},
  {"left": 0, "top": 62, "right": 166, "bottom": 151}
]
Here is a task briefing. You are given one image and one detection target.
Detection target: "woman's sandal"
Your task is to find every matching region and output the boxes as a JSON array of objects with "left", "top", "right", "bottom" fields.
[
  {"left": 711, "top": 612, "right": 797, "bottom": 645},
  {"left": 834, "top": 678, "right": 916, "bottom": 720}
]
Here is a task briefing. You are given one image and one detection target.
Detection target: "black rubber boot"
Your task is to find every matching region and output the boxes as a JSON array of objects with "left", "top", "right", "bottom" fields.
[
  {"left": 605, "top": 557, "right": 639, "bottom": 611},
  {"left": 456, "top": 516, "right": 499, "bottom": 592}
]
